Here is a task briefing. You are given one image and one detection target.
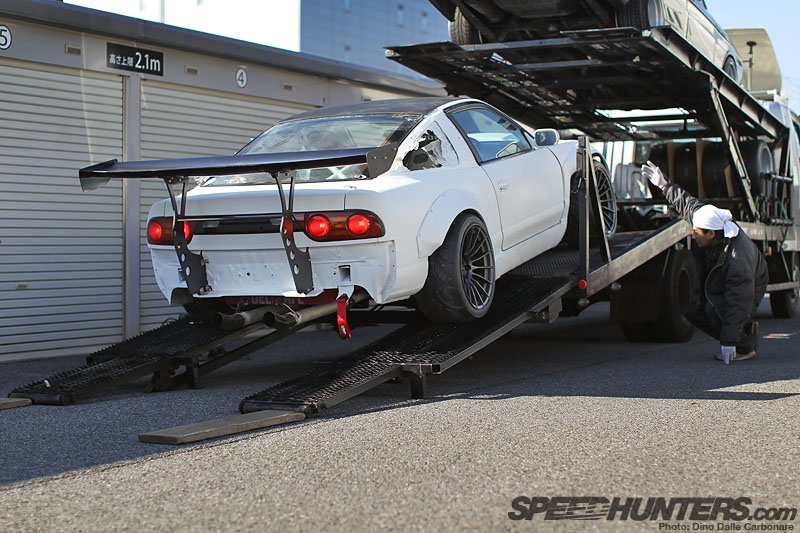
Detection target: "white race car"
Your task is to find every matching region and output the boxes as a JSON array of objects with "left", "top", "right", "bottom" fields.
[{"left": 80, "top": 97, "right": 616, "bottom": 331}]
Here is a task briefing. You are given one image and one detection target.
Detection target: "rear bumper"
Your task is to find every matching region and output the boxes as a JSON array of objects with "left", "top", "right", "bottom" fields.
[{"left": 151, "top": 240, "right": 397, "bottom": 304}]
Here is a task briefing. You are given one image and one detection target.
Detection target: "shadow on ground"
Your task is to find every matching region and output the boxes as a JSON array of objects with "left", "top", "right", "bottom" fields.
[{"left": 1, "top": 301, "right": 797, "bottom": 486}]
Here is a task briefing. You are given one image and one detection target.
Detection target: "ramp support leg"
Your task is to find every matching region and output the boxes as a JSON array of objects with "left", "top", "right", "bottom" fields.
[
  {"left": 145, "top": 365, "right": 173, "bottom": 393},
  {"left": 184, "top": 355, "right": 201, "bottom": 389},
  {"left": 402, "top": 364, "right": 430, "bottom": 399}
]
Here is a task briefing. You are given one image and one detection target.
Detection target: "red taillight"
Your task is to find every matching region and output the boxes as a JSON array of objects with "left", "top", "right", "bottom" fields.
[
  {"left": 146, "top": 217, "right": 196, "bottom": 245},
  {"left": 302, "top": 211, "right": 384, "bottom": 241},
  {"left": 306, "top": 215, "right": 332, "bottom": 238},
  {"left": 147, "top": 219, "right": 164, "bottom": 243},
  {"left": 347, "top": 214, "right": 371, "bottom": 236}
]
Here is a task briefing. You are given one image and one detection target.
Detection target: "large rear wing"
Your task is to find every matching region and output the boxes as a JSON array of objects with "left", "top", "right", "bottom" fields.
[
  {"left": 78, "top": 144, "right": 398, "bottom": 296},
  {"left": 78, "top": 146, "right": 397, "bottom": 191}
]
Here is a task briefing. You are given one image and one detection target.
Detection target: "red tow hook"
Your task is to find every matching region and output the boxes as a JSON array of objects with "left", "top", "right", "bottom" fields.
[{"left": 337, "top": 295, "right": 351, "bottom": 339}]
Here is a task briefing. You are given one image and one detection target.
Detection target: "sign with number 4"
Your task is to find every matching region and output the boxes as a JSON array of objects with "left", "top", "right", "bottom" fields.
[{"left": 235, "top": 68, "right": 247, "bottom": 88}]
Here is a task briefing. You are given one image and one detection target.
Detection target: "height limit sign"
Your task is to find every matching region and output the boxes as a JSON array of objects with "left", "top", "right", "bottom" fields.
[{"left": 106, "top": 43, "right": 164, "bottom": 76}]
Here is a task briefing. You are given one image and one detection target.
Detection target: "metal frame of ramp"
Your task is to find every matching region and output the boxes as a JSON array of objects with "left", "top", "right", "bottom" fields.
[{"left": 8, "top": 317, "right": 297, "bottom": 405}]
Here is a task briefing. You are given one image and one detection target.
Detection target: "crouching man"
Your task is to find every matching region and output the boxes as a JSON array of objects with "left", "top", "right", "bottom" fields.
[{"left": 643, "top": 161, "right": 769, "bottom": 364}]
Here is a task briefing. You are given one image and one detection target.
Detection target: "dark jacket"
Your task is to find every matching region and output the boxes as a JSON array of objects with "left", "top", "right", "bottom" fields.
[{"left": 663, "top": 184, "right": 769, "bottom": 345}]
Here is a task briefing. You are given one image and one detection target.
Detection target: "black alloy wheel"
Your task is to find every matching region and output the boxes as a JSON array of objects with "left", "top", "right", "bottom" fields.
[
  {"left": 461, "top": 222, "right": 495, "bottom": 311},
  {"left": 594, "top": 155, "right": 618, "bottom": 236},
  {"left": 416, "top": 213, "right": 496, "bottom": 322}
]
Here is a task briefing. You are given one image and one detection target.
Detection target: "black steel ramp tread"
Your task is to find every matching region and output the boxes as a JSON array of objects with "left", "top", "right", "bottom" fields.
[
  {"left": 510, "top": 230, "right": 654, "bottom": 278},
  {"left": 88, "top": 316, "right": 230, "bottom": 362},
  {"left": 241, "top": 276, "right": 570, "bottom": 414},
  {"left": 10, "top": 317, "right": 235, "bottom": 405},
  {"left": 9, "top": 355, "right": 169, "bottom": 405}
]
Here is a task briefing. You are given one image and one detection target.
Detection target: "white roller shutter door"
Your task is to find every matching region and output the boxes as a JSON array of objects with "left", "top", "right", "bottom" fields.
[
  {"left": 0, "top": 58, "right": 124, "bottom": 361},
  {"left": 139, "top": 81, "right": 314, "bottom": 329}
]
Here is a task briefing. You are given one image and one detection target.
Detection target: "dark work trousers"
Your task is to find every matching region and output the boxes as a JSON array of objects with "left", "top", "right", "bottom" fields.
[
  {"left": 683, "top": 245, "right": 756, "bottom": 353},
  {"left": 684, "top": 300, "right": 756, "bottom": 353}
]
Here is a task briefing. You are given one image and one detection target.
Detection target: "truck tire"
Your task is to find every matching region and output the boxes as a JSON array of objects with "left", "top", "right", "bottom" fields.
[
  {"left": 416, "top": 213, "right": 496, "bottom": 322},
  {"left": 701, "top": 143, "right": 730, "bottom": 198},
  {"left": 450, "top": 6, "right": 480, "bottom": 45},
  {"left": 673, "top": 144, "right": 699, "bottom": 197},
  {"left": 739, "top": 139, "right": 773, "bottom": 197},
  {"left": 563, "top": 155, "right": 618, "bottom": 246},
  {"left": 651, "top": 247, "right": 696, "bottom": 342},
  {"left": 617, "top": 0, "right": 658, "bottom": 29},
  {"left": 770, "top": 252, "right": 799, "bottom": 318}
]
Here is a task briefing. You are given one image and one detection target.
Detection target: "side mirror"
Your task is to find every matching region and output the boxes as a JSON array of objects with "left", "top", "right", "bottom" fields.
[{"left": 534, "top": 129, "right": 559, "bottom": 147}]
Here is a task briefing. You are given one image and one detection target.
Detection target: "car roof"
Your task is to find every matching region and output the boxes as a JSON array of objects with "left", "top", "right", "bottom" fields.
[{"left": 278, "top": 97, "right": 463, "bottom": 123}]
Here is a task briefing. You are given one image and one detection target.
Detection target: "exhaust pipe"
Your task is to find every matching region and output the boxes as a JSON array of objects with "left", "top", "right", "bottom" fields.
[
  {"left": 268, "top": 291, "right": 369, "bottom": 328},
  {"left": 219, "top": 305, "right": 282, "bottom": 331}
]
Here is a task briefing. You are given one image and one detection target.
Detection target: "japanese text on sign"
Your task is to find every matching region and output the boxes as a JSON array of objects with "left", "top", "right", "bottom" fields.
[{"left": 106, "top": 43, "right": 163, "bottom": 76}]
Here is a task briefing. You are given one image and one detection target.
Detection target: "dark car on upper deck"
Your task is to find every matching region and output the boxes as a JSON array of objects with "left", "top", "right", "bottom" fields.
[{"left": 428, "top": 0, "right": 743, "bottom": 83}]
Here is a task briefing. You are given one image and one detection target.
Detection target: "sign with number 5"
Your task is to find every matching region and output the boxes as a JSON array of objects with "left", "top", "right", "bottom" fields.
[{"left": 0, "top": 25, "right": 11, "bottom": 50}]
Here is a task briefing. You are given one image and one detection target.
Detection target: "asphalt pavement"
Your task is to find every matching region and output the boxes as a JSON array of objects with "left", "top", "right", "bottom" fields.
[{"left": 1, "top": 300, "right": 799, "bottom": 532}]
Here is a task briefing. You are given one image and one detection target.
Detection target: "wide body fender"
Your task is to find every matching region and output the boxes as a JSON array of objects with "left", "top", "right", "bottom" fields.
[{"left": 416, "top": 188, "right": 501, "bottom": 259}]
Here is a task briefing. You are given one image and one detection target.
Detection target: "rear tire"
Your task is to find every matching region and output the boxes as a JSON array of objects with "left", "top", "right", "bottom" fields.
[
  {"left": 617, "top": 0, "right": 658, "bottom": 29},
  {"left": 619, "top": 247, "right": 696, "bottom": 342},
  {"left": 563, "top": 155, "right": 618, "bottom": 246},
  {"left": 416, "top": 213, "right": 495, "bottom": 322},
  {"left": 450, "top": 6, "right": 481, "bottom": 45},
  {"left": 739, "top": 139, "right": 773, "bottom": 197},
  {"left": 723, "top": 55, "right": 738, "bottom": 79}
]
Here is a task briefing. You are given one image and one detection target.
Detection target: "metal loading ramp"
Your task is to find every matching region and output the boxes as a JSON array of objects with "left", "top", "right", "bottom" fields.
[
  {"left": 385, "top": 26, "right": 786, "bottom": 141},
  {"left": 241, "top": 220, "right": 689, "bottom": 416},
  {"left": 8, "top": 317, "right": 284, "bottom": 405}
]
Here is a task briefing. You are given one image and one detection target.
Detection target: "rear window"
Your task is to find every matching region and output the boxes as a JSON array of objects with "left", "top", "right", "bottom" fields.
[{"left": 199, "top": 115, "right": 417, "bottom": 187}]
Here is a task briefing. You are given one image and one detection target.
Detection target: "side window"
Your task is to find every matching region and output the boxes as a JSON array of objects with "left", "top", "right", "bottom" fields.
[
  {"left": 402, "top": 121, "right": 458, "bottom": 171},
  {"left": 449, "top": 107, "right": 531, "bottom": 163}
]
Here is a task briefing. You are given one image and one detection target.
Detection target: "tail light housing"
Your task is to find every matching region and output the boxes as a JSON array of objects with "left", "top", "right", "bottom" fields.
[
  {"left": 301, "top": 211, "right": 384, "bottom": 241},
  {"left": 306, "top": 214, "right": 332, "bottom": 239},
  {"left": 147, "top": 217, "right": 197, "bottom": 245}
]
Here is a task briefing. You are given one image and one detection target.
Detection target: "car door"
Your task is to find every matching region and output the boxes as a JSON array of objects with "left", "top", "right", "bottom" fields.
[
  {"left": 685, "top": 0, "right": 719, "bottom": 64},
  {"left": 448, "top": 105, "right": 564, "bottom": 251},
  {"left": 660, "top": 0, "right": 689, "bottom": 36}
]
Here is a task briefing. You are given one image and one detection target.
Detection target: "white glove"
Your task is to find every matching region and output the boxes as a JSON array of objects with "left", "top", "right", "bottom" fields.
[
  {"left": 642, "top": 161, "right": 666, "bottom": 188},
  {"left": 720, "top": 345, "right": 736, "bottom": 365}
]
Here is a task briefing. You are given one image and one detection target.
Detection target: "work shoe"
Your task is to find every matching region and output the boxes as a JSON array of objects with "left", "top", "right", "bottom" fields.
[
  {"left": 715, "top": 322, "right": 758, "bottom": 362},
  {"left": 714, "top": 350, "right": 756, "bottom": 362},
  {"left": 735, "top": 321, "right": 760, "bottom": 361}
]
